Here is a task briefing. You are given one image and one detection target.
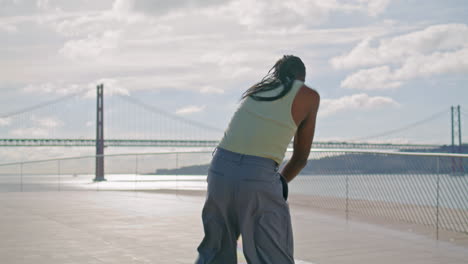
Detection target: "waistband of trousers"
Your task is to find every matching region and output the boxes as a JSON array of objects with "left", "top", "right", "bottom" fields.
[{"left": 212, "top": 146, "right": 278, "bottom": 169}]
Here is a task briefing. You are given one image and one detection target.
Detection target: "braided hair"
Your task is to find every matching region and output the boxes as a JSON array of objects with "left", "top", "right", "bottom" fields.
[{"left": 241, "top": 55, "right": 305, "bottom": 101}]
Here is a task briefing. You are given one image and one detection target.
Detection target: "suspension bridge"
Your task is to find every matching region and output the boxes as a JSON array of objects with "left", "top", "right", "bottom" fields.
[
  {"left": 0, "top": 84, "right": 466, "bottom": 149},
  {"left": 0, "top": 84, "right": 466, "bottom": 179}
]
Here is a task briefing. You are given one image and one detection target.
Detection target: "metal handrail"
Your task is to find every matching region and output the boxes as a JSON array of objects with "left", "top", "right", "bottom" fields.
[
  {"left": 1, "top": 149, "right": 467, "bottom": 167},
  {"left": 0, "top": 150, "right": 212, "bottom": 167}
]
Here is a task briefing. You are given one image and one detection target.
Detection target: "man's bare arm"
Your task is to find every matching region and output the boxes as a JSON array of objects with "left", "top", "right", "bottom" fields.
[{"left": 281, "top": 89, "right": 320, "bottom": 183}]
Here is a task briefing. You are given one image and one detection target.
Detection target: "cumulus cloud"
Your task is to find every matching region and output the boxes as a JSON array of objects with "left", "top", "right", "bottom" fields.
[
  {"left": 175, "top": 105, "right": 206, "bottom": 115},
  {"left": 59, "top": 30, "right": 121, "bottom": 59},
  {"left": 341, "top": 66, "right": 403, "bottom": 90},
  {"left": 331, "top": 23, "right": 468, "bottom": 90},
  {"left": 225, "top": 0, "right": 328, "bottom": 30},
  {"left": 331, "top": 24, "right": 468, "bottom": 69},
  {"left": 320, "top": 93, "right": 399, "bottom": 116},
  {"left": 222, "top": 0, "right": 391, "bottom": 30},
  {"left": 1, "top": 0, "right": 394, "bottom": 91},
  {"left": 340, "top": 46, "right": 468, "bottom": 90}
]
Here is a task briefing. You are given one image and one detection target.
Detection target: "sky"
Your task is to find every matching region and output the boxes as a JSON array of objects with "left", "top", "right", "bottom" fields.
[{"left": 1, "top": 0, "right": 468, "bottom": 162}]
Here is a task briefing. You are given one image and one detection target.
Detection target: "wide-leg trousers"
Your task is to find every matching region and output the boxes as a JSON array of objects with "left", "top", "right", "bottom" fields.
[{"left": 195, "top": 147, "right": 294, "bottom": 264}]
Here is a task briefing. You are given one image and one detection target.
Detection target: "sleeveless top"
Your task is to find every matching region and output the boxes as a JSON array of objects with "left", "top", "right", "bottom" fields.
[{"left": 218, "top": 80, "right": 304, "bottom": 165}]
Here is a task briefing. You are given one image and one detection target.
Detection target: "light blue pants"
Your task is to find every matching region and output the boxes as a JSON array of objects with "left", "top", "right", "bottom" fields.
[{"left": 195, "top": 147, "right": 294, "bottom": 264}]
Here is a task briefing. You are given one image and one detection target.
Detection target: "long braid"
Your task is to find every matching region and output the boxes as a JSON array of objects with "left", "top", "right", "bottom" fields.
[{"left": 241, "top": 55, "right": 305, "bottom": 101}]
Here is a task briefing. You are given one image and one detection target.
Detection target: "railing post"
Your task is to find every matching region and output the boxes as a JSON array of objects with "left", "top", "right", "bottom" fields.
[
  {"left": 134, "top": 154, "right": 138, "bottom": 195},
  {"left": 436, "top": 156, "right": 440, "bottom": 240},
  {"left": 20, "top": 162, "right": 23, "bottom": 192},
  {"left": 96, "top": 156, "right": 100, "bottom": 191},
  {"left": 346, "top": 174, "right": 349, "bottom": 221},
  {"left": 58, "top": 160, "right": 61, "bottom": 192},
  {"left": 176, "top": 153, "right": 179, "bottom": 197}
]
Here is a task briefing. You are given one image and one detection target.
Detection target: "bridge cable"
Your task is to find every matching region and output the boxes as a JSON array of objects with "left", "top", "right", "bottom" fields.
[
  {"left": 461, "top": 110, "right": 468, "bottom": 117},
  {"left": 351, "top": 108, "right": 449, "bottom": 142},
  {"left": 0, "top": 88, "right": 93, "bottom": 119},
  {"left": 117, "top": 94, "right": 223, "bottom": 133}
]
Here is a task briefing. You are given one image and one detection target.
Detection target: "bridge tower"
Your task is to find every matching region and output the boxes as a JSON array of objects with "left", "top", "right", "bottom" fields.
[
  {"left": 451, "top": 105, "right": 464, "bottom": 175},
  {"left": 94, "top": 84, "right": 106, "bottom": 181}
]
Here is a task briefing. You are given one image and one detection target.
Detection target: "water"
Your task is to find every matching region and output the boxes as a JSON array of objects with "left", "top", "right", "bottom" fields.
[
  {"left": 0, "top": 173, "right": 467, "bottom": 210},
  {"left": 290, "top": 174, "right": 468, "bottom": 210}
]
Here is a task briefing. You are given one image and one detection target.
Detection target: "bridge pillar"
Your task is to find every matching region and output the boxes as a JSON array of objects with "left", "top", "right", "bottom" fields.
[
  {"left": 451, "top": 105, "right": 464, "bottom": 175},
  {"left": 94, "top": 84, "right": 106, "bottom": 181}
]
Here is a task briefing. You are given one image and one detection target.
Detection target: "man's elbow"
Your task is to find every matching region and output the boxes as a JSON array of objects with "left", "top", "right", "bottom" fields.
[{"left": 291, "top": 157, "right": 308, "bottom": 169}]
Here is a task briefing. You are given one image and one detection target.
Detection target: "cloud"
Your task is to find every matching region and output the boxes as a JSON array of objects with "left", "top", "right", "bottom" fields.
[
  {"left": 1, "top": 0, "right": 395, "bottom": 89},
  {"left": 200, "top": 51, "right": 250, "bottom": 66},
  {"left": 320, "top": 93, "right": 399, "bottom": 116},
  {"left": 23, "top": 82, "right": 73, "bottom": 94},
  {"left": 112, "top": 0, "right": 133, "bottom": 15},
  {"left": 131, "top": 0, "right": 222, "bottom": 16},
  {"left": 331, "top": 23, "right": 468, "bottom": 90},
  {"left": 0, "top": 117, "right": 12, "bottom": 126},
  {"left": 31, "top": 115, "right": 63, "bottom": 128},
  {"left": 341, "top": 47, "right": 468, "bottom": 90},
  {"left": 222, "top": 0, "right": 391, "bottom": 30},
  {"left": 175, "top": 105, "right": 206, "bottom": 115},
  {"left": 9, "top": 127, "right": 49, "bottom": 137},
  {"left": 59, "top": 30, "right": 121, "bottom": 59},
  {"left": 225, "top": 0, "right": 327, "bottom": 30},
  {"left": 200, "top": 86, "right": 224, "bottom": 94},
  {"left": 0, "top": 0, "right": 40, "bottom": 16},
  {"left": 358, "top": 0, "right": 391, "bottom": 17},
  {"left": 82, "top": 78, "right": 130, "bottom": 98},
  {"left": 6, "top": 115, "right": 62, "bottom": 138},
  {"left": 0, "top": 22, "right": 17, "bottom": 32},
  {"left": 340, "top": 66, "right": 403, "bottom": 90},
  {"left": 331, "top": 24, "right": 468, "bottom": 69},
  {"left": 54, "top": 4, "right": 149, "bottom": 37},
  {"left": 22, "top": 79, "right": 130, "bottom": 97}
]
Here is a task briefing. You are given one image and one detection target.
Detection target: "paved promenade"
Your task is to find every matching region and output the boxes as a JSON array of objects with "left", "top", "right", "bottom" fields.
[{"left": 0, "top": 190, "right": 467, "bottom": 264}]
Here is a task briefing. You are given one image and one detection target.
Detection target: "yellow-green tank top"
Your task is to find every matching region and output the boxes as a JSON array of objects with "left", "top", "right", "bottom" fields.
[{"left": 218, "top": 80, "right": 304, "bottom": 165}]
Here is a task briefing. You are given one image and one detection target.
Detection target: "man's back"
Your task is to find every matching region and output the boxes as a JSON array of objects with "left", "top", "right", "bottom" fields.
[{"left": 218, "top": 80, "right": 305, "bottom": 165}]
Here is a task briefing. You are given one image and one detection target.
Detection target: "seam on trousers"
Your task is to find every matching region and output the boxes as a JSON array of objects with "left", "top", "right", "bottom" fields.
[
  {"left": 197, "top": 214, "right": 224, "bottom": 263},
  {"left": 253, "top": 209, "right": 291, "bottom": 263}
]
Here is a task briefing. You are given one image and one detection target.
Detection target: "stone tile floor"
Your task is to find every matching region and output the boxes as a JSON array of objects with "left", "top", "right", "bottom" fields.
[{"left": 0, "top": 190, "right": 467, "bottom": 264}]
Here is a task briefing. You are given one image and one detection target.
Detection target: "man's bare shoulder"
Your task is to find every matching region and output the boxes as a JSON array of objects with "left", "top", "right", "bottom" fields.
[{"left": 300, "top": 84, "right": 320, "bottom": 102}]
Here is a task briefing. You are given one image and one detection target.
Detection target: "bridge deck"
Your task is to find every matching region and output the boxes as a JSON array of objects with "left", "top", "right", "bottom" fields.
[
  {"left": 0, "top": 138, "right": 440, "bottom": 149},
  {"left": 1, "top": 190, "right": 466, "bottom": 264}
]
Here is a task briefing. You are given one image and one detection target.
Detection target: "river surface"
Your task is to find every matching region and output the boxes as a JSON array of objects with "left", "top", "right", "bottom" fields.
[{"left": 0, "top": 173, "right": 467, "bottom": 210}]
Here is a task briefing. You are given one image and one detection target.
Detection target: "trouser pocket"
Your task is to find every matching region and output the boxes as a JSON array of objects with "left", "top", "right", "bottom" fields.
[{"left": 279, "top": 173, "right": 288, "bottom": 201}]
